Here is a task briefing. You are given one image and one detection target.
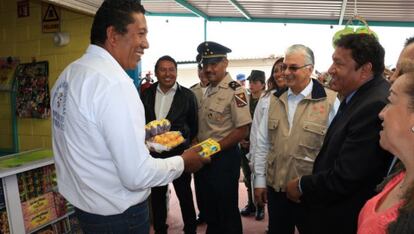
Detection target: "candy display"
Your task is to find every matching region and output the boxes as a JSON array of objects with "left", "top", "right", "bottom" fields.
[
  {"left": 0, "top": 210, "right": 9, "bottom": 234},
  {"left": 17, "top": 165, "right": 56, "bottom": 202},
  {"left": 15, "top": 165, "right": 71, "bottom": 232}
]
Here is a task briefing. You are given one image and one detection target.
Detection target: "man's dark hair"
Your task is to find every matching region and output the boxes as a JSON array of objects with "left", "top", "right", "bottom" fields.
[
  {"left": 90, "top": 0, "right": 145, "bottom": 46},
  {"left": 405, "top": 36, "right": 414, "bottom": 47},
  {"left": 154, "top": 55, "right": 177, "bottom": 72},
  {"left": 334, "top": 33, "right": 385, "bottom": 77}
]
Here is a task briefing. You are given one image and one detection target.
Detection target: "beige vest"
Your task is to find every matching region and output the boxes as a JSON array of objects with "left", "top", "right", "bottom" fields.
[{"left": 266, "top": 86, "right": 337, "bottom": 191}]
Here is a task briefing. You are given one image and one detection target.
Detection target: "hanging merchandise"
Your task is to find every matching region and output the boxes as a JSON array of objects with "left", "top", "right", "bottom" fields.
[
  {"left": 332, "top": 15, "right": 378, "bottom": 47},
  {"left": 332, "top": 0, "right": 378, "bottom": 47},
  {"left": 14, "top": 61, "right": 50, "bottom": 119}
]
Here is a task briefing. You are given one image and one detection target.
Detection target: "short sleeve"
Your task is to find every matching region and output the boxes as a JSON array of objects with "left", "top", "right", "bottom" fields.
[{"left": 231, "top": 88, "right": 252, "bottom": 127}]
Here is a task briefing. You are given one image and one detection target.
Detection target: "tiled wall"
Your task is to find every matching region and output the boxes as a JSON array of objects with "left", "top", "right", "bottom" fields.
[{"left": 0, "top": 0, "right": 92, "bottom": 151}]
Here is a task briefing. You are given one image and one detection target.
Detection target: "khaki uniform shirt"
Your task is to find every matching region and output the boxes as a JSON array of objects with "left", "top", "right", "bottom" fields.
[
  {"left": 266, "top": 82, "right": 337, "bottom": 191},
  {"left": 197, "top": 73, "right": 252, "bottom": 142},
  {"left": 190, "top": 83, "right": 204, "bottom": 108}
]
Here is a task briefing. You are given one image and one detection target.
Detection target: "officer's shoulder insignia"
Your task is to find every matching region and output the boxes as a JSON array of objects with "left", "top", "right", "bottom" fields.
[
  {"left": 234, "top": 92, "right": 247, "bottom": 107},
  {"left": 229, "top": 81, "right": 241, "bottom": 90}
]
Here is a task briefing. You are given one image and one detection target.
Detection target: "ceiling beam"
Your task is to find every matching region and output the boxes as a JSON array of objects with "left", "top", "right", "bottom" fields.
[
  {"left": 338, "top": 0, "right": 348, "bottom": 25},
  {"left": 228, "top": 0, "right": 251, "bottom": 20},
  {"left": 175, "top": 0, "right": 209, "bottom": 19}
]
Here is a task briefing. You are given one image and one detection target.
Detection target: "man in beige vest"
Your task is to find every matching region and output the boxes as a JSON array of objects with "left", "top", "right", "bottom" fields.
[{"left": 253, "top": 44, "right": 339, "bottom": 234}]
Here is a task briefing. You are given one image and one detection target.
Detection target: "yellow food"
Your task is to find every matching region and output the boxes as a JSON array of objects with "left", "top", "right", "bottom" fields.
[{"left": 151, "top": 131, "right": 184, "bottom": 148}]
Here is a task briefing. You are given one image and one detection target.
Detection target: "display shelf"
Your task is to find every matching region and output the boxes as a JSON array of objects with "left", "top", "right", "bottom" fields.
[
  {"left": 0, "top": 148, "right": 76, "bottom": 234},
  {"left": 28, "top": 210, "right": 74, "bottom": 234},
  {"left": 0, "top": 149, "right": 54, "bottom": 178}
]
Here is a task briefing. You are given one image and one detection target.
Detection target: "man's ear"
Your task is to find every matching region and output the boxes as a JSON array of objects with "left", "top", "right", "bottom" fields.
[
  {"left": 361, "top": 62, "right": 373, "bottom": 80},
  {"left": 106, "top": 26, "right": 118, "bottom": 47},
  {"left": 222, "top": 58, "right": 229, "bottom": 67}
]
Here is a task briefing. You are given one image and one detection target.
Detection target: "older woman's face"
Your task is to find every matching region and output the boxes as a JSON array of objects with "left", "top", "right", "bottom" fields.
[{"left": 379, "top": 74, "right": 414, "bottom": 154}]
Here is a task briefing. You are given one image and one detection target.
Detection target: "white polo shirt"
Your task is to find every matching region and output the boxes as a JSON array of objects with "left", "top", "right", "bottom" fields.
[{"left": 51, "top": 45, "right": 184, "bottom": 215}]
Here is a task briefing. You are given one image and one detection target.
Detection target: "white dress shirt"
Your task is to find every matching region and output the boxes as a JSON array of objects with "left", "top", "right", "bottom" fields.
[
  {"left": 248, "top": 90, "right": 275, "bottom": 162},
  {"left": 155, "top": 83, "right": 177, "bottom": 120},
  {"left": 253, "top": 80, "right": 340, "bottom": 188},
  {"left": 51, "top": 45, "right": 184, "bottom": 215}
]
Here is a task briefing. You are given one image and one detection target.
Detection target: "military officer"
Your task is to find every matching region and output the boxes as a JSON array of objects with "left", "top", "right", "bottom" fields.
[{"left": 195, "top": 41, "right": 252, "bottom": 234}]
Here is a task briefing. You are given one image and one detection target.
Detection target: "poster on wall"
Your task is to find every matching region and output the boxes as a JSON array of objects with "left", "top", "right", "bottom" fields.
[
  {"left": 0, "top": 57, "right": 20, "bottom": 91},
  {"left": 15, "top": 61, "right": 50, "bottom": 119}
]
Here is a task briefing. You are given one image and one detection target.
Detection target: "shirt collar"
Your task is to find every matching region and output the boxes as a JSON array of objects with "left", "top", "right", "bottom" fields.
[
  {"left": 86, "top": 45, "right": 131, "bottom": 81},
  {"left": 345, "top": 90, "right": 357, "bottom": 104},
  {"left": 156, "top": 82, "right": 177, "bottom": 94},
  {"left": 287, "top": 79, "right": 313, "bottom": 98},
  {"left": 343, "top": 76, "right": 374, "bottom": 104},
  {"left": 217, "top": 73, "right": 233, "bottom": 89}
]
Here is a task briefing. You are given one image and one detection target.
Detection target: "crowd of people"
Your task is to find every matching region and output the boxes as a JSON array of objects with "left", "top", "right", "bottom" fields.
[{"left": 49, "top": 0, "right": 414, "bottom": 233}]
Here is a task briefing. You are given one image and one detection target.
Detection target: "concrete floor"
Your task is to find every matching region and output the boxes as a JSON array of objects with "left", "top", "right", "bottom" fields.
[{"left": 149, "top": 176, "right": 269, "bottom": 234}]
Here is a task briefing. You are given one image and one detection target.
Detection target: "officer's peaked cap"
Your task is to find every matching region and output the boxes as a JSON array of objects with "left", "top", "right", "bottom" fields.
[{"left": 197, "top": 41, "right": 232, "bottom": 64}]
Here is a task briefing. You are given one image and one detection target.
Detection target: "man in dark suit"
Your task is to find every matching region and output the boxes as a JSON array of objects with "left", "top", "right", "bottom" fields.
[
  {"left": 286, "top": 34, "right": 393, "bottom": 234},
  {"left": 141, "top": 55, "right": 199, "bottom": 234}
]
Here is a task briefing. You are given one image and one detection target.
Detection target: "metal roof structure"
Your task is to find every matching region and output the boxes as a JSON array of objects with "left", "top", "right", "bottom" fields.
[
  {"left": 143, "top": 0, "right": 414, "bottom": 27},
  {"left": 46, "top": 0, "right": 414, "bottom": 27}
]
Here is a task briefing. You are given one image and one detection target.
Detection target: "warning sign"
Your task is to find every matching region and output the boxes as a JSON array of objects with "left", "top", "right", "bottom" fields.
[{"left": 42, "top": 4, "right": 60, "bottom": 33}]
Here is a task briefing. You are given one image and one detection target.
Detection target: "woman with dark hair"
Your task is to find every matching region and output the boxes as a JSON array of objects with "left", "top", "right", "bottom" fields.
[
  {"left": 249, "top": 57, "right": 285, "bottom": 157},
  {"left": 250, "top": 57, "right": 286, "bottom": 158},
  {"left": 246, "top": 57, "right": 286, "bottom": 231},
  {"left": 265, "top": 57, "right": 286, "bottom": 95},
  {"left": 358, "top": 71, "right": 414, "bottom": 234}
]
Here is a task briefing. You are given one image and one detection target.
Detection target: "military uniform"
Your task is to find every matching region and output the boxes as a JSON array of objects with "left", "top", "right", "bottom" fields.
[
  {"left": 195, "top": 41, "right": 251, "bottom": 234},
  {"left": 197, "top": 74, "right": 251, "bottom": 234},
  {"left": 190, "top": 83, "right": 205, "bottom": 108},
  {"left": 197, "top": 74, "right": 251, "bottom": 142}
]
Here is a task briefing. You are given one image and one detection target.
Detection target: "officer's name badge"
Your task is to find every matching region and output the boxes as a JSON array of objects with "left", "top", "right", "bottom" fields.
[{"left": 235, "top": 93, "right": 247, "bottom": 107}]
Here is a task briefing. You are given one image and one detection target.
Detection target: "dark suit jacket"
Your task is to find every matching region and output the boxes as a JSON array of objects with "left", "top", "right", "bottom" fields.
[
  {"left": 300, "top": 76, "right": 393, "bottom": 234},
  {"left": 140, "top": 82, "right": 198, "bottom": 158}
]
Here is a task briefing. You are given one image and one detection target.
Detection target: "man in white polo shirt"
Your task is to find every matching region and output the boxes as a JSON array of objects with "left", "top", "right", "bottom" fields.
[{"left": 50, "top": 1, "right": 208, "bottom": 233}]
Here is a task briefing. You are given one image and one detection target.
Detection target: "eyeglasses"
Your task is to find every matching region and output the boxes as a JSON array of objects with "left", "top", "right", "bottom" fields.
[{"left": 281, "top": 64, "right": 312, "bottom": 72}]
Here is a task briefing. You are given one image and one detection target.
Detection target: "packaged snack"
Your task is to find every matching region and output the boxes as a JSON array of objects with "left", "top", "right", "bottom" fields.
[
  {"left": 145, "top": 119, "right": 171, "bottom": 139},
  {"left": 146, "top": 131, "right": 185, "bottom": 153},
  {"left": 193, "top": 138, "right": 221, "bottom": 158}
]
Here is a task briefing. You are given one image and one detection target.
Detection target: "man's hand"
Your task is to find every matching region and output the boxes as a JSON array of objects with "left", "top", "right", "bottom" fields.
[
  {"left": 286, "top": 177, "right": 302, "bottom": 203},
  {"left": 181, "top": 146, "right": 210, "bottom": 173},
  {"left": 254, "top": 188, "right": 267, "bottom": 207}
]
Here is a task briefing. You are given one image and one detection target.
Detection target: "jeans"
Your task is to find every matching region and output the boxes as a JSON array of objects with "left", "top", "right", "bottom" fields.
[{"left": 75, "top": 200, "right": 150, "bottom": 234}]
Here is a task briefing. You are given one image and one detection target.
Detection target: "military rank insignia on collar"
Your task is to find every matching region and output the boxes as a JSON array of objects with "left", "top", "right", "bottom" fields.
[
  {"left": 235, "top": 92, "right": 247, "bottom": 107},
  {"left": 229, "top": 81, "right": 241, "bottom": 90}
]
